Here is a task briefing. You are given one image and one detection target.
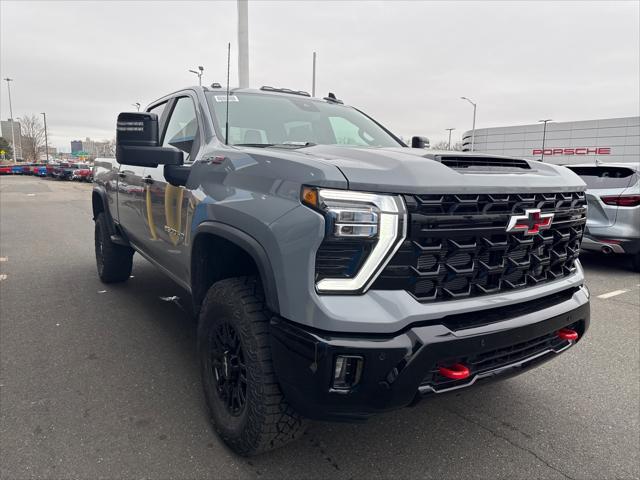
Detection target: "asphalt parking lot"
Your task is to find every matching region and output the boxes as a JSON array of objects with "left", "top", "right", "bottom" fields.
[{"left": 1, "top": 175, "right": 638, "bottom": 480}]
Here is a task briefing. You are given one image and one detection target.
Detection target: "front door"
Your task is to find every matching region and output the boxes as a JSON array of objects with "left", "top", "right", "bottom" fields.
[{"left": 144, "top": 95, "right": 200, "bottom": 280}]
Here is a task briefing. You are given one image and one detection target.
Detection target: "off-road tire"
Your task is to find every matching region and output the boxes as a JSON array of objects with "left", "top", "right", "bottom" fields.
[
  {"left": 198, "top": 276, "right": 307, "bottom": 456},
  {"left": 94, "top": 212, "right": 134, "bottom": 283}
]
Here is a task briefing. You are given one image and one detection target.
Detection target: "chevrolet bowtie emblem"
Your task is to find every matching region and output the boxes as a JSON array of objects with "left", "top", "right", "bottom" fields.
[{"left": 506, "top": 208, "right": 554, "bottom": 235}]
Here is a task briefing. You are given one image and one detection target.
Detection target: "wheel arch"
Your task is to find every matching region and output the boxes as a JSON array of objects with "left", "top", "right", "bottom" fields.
[
  {"left": 92, "top": 187, "right": 116, "bottom": 235},
  {"left": 191, "top": 222, "right": 280, "bottom": 314}
]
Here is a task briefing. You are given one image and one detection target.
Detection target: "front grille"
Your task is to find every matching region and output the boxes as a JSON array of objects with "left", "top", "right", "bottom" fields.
[
  {"left": 421, "top": 325, "right": 575, "bottom": 390},
  {"left": 372, "top": 192, "right": 586, "bottom": 302}
]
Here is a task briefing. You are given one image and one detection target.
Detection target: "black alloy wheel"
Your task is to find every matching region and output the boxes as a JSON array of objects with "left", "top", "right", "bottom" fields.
[{"left": 211, "top": 321, "right": 247, "bottom": 416}]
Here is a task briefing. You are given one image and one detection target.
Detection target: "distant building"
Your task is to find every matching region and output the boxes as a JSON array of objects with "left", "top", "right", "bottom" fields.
[
  {"left": 70, "top": 137, "right": 113, "bottom": 157},
  {"left": 38, "top": 145, "right": 57, "bottom": 161},
  {"left": 70, "top": 140, "right": 83, "bottom": 154},
  {"left": 463, "top": 116, "right": 640, "bottom": 165},
  {"left": 1, "top": 119, "right": 23, "bottom": 160}
]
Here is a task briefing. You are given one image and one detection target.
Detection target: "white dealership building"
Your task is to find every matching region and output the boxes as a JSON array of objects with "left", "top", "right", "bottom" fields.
[{"left": 462, "top": 116, "right": 639, "bottom": 165}]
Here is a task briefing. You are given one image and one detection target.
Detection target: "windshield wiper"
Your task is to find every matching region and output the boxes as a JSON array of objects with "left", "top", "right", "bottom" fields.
[
  {"left": 234, "top": 142, "right": 317, "bottom": 149},
  {"left": 233, "top": 143, "right": 274, "bottom": 148}
]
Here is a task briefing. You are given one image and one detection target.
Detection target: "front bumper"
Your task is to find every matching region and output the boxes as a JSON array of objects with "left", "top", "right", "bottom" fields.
[{"left": 271, "top": 285, "right": 590, "bottom": 422}]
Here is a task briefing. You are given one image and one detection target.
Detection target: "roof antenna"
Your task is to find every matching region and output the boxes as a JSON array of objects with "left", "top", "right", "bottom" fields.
[{"left": 225, "top": 42, "right": 231, "bottom": 145}]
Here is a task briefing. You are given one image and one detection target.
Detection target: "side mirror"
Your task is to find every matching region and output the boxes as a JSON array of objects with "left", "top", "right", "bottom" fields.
[
  {"left": 116, "top": 112, "right": 183, "bottom": 168},
  {"left": 411, "top": 136, "right": 430, "bottom": 149}
]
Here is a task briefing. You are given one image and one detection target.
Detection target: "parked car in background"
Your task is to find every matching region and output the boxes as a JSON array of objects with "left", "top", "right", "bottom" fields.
[
  {"left": 46, "top": 162, "right": 59, "bottom": 177},
  {"left": 34, "top": 165, "right": 48, "bottom": 177},
  {"left": 0, "top": 164, "right": 12, "bottom": 175},
  {"left": 11, "top": 164, "right": 25, "bottom": 175},
  {"left": 57, "top": 162, "right": 80, "bottom": 180},
  {"left": 566, "top": 163, "right": 640, "bottom": 270},
  {"left": 72, "top": 165, "right": 92, "bottom": 182}
]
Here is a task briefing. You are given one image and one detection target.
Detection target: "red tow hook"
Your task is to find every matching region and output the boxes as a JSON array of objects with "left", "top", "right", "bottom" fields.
[
  {"left": 558, "top": 328, "right": 579, "bottom": 341},
  {"left": 438, "top": 363, "right": 470, "bottom": 380}
]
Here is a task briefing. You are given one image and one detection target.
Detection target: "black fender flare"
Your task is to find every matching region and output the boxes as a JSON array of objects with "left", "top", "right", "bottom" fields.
[
  {"left": 91, "top": 186, "right": 117, "bottom": 236},
  {"left": 193, "top": 221, "right": 280, "bottom": 314}
]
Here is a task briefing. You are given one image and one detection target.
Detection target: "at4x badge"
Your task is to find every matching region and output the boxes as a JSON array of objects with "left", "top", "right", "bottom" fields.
[{"left": 506, "top": 208, "right": 554, "bottom": 235}]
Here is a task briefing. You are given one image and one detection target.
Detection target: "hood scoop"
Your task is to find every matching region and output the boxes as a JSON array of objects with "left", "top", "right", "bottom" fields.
[{"left": 437, "top": 155, "right": 531, "bottom": 170}]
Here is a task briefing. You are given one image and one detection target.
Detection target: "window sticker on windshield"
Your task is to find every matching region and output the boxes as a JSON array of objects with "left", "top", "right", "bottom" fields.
[{"left": 214, "top": 95, "right": 239, "bottom": 102}]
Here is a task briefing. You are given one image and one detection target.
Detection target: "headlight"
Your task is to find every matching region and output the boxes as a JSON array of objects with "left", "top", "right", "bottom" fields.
[{"left": 301, "top": 186, "right": 407, "bottom": 293}]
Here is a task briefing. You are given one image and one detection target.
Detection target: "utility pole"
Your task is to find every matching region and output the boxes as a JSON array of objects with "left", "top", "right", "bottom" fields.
[
  {"left": 312, "top": 51, "right": 317, "bottom": 97},
  {"left": 460, "top": 96, "right": 477, "bottom": 151},
  {"left": 538, "top": 119, "right": 552, "bottom": 162},
  {"left": 41, "top": 112, "right": 49, "bottom": 162},
  {"left": 4, "top": 78, "right": 17, "bottom": 161},
  {"left": 446, "top": 128, "right": 455, "bottom": 150},
  {"left": 188, "top": 67, "right": 204, "bottom": 86},
  {"left": 237, "top": 0, "right": 249, "bottom": 88}
]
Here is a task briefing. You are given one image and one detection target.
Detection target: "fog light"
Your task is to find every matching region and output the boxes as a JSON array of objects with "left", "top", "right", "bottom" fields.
[{"left": 331, "top": 355, "right": 363, "bottom": 392}]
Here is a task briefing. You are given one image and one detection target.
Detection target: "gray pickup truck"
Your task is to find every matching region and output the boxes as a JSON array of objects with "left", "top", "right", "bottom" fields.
[{"left": 92, "top": 85, "right": 590, "bottom": 455}]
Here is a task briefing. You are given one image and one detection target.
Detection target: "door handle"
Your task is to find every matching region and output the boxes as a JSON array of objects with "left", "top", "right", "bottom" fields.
[
  {"left": 118, "top": 172, "right": 126, "bottom": 178},
  {"left": 143, "top": 176, "right": 154, "bottom": 184}
]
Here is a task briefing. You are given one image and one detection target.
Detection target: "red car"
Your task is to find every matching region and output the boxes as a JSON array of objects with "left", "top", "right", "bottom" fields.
[
  {"left": 72, "top": 166, "right": 93, "bottom": 182},
  {"left": 0, "top": 165, "right": 12, "bottom": 175}
]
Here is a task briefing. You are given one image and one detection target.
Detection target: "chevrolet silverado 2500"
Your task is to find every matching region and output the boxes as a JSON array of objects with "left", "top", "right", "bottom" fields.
[{"left": 92, "top": 85, "right": 590, "bottom": 455}]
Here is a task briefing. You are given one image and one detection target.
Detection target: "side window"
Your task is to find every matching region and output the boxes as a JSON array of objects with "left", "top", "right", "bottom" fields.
[
  {"left": 147, "top": 102, "right": 167, "bottom": 119},
  {"left": 162, "top": 97, "right": 200, "bottom": 162},
  {"left": 328, "top": 116, "right": 371, "bottom": 146}
]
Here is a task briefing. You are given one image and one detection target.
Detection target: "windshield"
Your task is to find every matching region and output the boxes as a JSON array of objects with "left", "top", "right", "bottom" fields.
[{"left": 206, "top": 92, "right": 401, "bottom": 148}]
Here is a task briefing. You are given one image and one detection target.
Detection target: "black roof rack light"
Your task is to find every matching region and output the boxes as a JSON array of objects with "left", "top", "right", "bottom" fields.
[
  {"left": 323, "top": 92, "right": 343, "bottom": 104},
  {"left": 260, "top": 86, "right": 311, "bottom": 97}
]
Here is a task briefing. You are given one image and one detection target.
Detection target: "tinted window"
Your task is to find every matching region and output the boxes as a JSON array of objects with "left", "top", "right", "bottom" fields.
[
  {"left": 206, "top": 92, "right": 400, "bottom": 148},
  {"left": 162, "top": 97, "right": 199, "bottom": 161},
  {"left": 567, "top": 166, "right": 636, "bottom": 189}
]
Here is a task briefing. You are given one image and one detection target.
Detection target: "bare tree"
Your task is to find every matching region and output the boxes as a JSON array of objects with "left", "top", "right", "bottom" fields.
[
  {"left": 431, "top": 140, "right": 464, "bottom": 151},
  {"left": 431, "top": 140, "right": 450, "bottom": 150},
  {"left": 20, "top": 114, "right": 46, "bottom": 162}
]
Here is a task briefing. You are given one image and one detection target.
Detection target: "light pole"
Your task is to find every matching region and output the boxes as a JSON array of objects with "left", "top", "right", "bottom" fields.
[
  {"left": 445, "top": 128, "right": 455, "bottom": 150},
  {"left": 237, "top": 0, "right": 250, "bottom": 88},
  {"left": 131, "top": 102, "right": 141, "bottom": 111},
  {"left": 460, "top": 96, "right": 477, "bottom": 151},
  {"left": 311, "top": 51, "right": 317, "bottom": 97},
  {"left": 538, "top": 119, "right": 552, "bottom": 162},
  {"left": 189, "top": 66, "right": 204, "bottom": 86},
  {"left": 4, "top": 77, "right": 17, "bottom": 161},
  {"left": 41, "top": 112, "right": 49, "bottom": 162}
]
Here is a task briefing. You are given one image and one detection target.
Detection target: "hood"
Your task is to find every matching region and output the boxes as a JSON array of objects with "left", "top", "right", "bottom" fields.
[{"left": 287, "top": 145, "right": 586, "bottom": 194}]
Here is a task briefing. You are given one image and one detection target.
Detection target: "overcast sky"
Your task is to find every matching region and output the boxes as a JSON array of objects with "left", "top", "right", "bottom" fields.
[{"left": 1, "top": 0, "right": 638, "bottom": 151}]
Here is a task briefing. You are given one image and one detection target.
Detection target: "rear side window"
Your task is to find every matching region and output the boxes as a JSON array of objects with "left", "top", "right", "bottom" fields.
[{"left": 567, "top": 166, "right": 636, "bottom": 189}]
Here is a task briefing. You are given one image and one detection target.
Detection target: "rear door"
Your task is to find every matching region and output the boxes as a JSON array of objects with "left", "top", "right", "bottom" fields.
[{"left": 567, "top": 166, "right": 637, "bottom": 228}]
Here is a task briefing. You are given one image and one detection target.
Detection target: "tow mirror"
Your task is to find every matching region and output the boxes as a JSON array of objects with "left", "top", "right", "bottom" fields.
[
  {"left": 411, "top": 136, "right": 430, "bottom": 149},
  {"left": 116, "top": 112, "right": 182, "bottom": 167}
]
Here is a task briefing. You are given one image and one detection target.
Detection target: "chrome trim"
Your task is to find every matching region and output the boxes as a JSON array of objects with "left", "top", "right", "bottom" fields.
[{"left": 418, "top": 340, "right": 574, "bottom": 395}]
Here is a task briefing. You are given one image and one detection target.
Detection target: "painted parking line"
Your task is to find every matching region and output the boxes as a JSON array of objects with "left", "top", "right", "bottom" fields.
[
  {"left": 597, "top": 289, "right": 630, "bottom": 299},
  {"left": 0, "top": 274, "right": 7, "bottom": 281},
  {"left": 0, "top": 257, "right": 7, "bottom": 262}
]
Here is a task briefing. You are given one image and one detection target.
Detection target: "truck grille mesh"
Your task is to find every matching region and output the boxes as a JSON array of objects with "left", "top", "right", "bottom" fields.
[{"left": 371, "top": 192, "right": 586, "bottom": 302}]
